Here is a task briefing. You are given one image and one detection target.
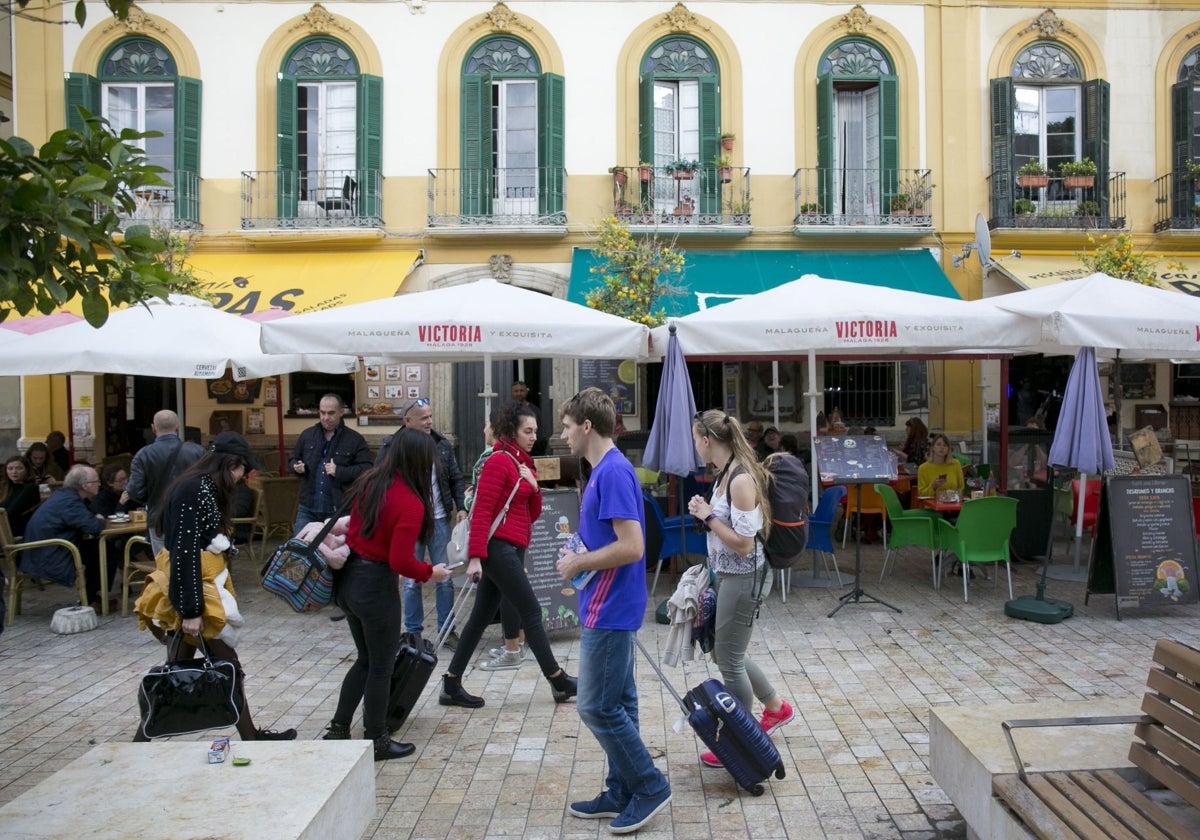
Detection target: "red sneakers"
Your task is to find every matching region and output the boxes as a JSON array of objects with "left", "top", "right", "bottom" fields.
[
  {"left": 759, "top": 700, "right": 794, "bottom": 735},
  {"left": 700, "top": 751, "right": 722, "bottom": 768}
]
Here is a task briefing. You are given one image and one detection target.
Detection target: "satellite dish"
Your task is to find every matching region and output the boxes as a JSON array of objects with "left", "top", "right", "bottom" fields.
[{"left": 974, "top": 212, "right": 992, "bottom": 266}]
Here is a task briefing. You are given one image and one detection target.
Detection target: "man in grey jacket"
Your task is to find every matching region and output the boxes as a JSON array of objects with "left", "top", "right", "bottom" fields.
[{"left": 124, "top": 410, "right": 205, "bottom": 555}]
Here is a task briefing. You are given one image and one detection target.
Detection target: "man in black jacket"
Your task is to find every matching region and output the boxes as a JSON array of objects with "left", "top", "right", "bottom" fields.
[
  {"left": 290, "top": 394, "right": 372, "bottom": 531},
  {"left": 124, "top": 410, "right": 205, "bottom": 554}
]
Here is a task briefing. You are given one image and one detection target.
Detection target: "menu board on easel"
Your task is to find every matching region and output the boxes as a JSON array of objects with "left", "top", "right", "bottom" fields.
[
  {"left": 1088, "top": 474, "right": 1199, "bottom": 619},
  {"left": 812, "top": 435, "right": 896, "bottom": 484},
  {"left": 525, "top": 489, "right": 583, "bottom": 632}
]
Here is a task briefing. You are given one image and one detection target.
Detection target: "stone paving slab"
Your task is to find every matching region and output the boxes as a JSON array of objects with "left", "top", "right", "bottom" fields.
[{"left": 1, "top": 536, "right": 1197, "bottom": 838}]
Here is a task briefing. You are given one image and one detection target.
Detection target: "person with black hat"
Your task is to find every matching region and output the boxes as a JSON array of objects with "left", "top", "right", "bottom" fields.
[{"left": 134, "top": 431, "right": 296, "bottom": 742}]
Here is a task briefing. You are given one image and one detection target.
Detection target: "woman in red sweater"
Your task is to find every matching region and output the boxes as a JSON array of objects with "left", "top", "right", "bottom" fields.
[
  {"left": 323, "top": 428, "right": 451, "bottom": 760},
  {"left": 440, "top": 403, "right": 577, "bottom": 708}
]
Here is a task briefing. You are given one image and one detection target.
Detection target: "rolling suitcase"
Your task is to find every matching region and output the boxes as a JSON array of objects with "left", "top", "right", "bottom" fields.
[
  {"left": 386, "top": 578, "right": 475, "bottom": 733},
  {"left": 635, "top": 637, "right": 785, "bottom": 796}
]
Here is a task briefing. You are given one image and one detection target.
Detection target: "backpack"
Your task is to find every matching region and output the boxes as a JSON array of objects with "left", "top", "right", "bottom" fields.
[{"left": 760, "top": 453, "right": 811, "bottom": 569}]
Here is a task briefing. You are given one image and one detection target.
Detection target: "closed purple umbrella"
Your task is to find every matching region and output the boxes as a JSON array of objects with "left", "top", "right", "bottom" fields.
[
  {"left": 1047, "top": 347, "right": 1114, "bottom": 580},
  {"left": 643, "top": 325, "right": 703, "bottom": 594}
]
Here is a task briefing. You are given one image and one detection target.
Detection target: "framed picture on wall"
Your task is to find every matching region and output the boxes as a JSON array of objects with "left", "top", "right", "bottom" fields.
[
  {"left": 209, "top": 410, "right": 243, "bottom": 436},
  {"left": 741, "top": 361, "right": 803, "bottom": 421}
]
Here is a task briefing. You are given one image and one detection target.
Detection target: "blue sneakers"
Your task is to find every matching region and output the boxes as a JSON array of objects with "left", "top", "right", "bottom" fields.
[
  {"left": 609, "top": 787, "right": 672, "bottom": 834},
  {"left": 568, "top": 790, "right": 626, "bottom": 819}
]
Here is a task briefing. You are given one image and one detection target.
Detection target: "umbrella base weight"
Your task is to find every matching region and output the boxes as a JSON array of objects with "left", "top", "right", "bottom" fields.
[{"left": 1005, "top": 594, "right": 1074, "bottom": 624}]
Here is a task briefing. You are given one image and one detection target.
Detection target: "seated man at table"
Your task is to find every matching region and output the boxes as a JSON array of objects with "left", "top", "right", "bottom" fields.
[
  {"left": 21, "top": 465, "right": 108, "bottom": 609},
  {"left": 917, "top": 433, "right": 965, "bottom": 499}
]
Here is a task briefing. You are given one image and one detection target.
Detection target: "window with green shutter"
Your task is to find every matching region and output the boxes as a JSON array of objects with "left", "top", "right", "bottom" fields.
[
  {"left": 1172, "top": 50, "right": 1200, "bottom": 220},
  {"left": 460, "top": 36, "right": 563, "bottom": 222},
  {"left": 815, "top": 38, "right": 896, "bottom": 220}
]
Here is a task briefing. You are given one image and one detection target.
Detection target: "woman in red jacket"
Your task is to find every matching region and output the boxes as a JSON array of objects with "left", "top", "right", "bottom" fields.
[
  {"left": 439, "top": 403, "right": 576, "bottom": 708},
  {"left": 323, "top": 428, "right": 451, "bottom": 760}
]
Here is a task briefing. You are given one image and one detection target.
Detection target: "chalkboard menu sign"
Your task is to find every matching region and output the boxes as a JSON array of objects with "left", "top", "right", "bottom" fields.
[
  {"left": 526, "top": 489, "right": 584, "bottom": 632},
  {"left": 577, "top": 359, "right": 637, "bottom": 415},
  {"left": 1088, "top": 474, "right": 1199, "bottom": 619},
  {"left": 813, "top": 435, "right": 896, "bottom": 484}
]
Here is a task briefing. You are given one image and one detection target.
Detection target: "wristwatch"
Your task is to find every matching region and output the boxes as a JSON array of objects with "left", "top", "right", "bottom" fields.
[{"left": 703, "top": 512, "right": 717, "bottom": 529}]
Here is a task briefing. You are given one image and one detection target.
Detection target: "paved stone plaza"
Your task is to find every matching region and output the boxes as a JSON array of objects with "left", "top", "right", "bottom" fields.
[{"left": 1, "top": 536, "right": 1196, "bottom": 839}]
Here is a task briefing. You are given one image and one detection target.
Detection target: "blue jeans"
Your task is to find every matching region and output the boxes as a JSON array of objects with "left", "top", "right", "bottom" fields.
[
  {"left": 294, "top": 503, "right": 333, "bottom": 535},
  {"left": 403, "top": 517, "right": 454, "bottom": 634},
  {"left": 577, "top": 628, "right": 669, "bottom": 803}
]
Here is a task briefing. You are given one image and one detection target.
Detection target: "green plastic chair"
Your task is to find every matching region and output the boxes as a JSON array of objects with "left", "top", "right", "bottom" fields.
[
  {"left": 935, "top": 495, "right": 1018, "bottom": 602},
  {"left": 875, "top": 483, "right": 942, "bottom": 589},
  {"left": 952, "top": 453, "right": 972, "bottom": 468}
]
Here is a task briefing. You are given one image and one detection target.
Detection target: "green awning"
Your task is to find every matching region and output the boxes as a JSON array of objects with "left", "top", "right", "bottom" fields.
[{"left": 568, "top": 248, "right": 959, "bottom": 316}]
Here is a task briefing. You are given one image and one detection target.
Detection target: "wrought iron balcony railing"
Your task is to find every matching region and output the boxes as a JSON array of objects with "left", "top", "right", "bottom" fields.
[
  {"left": 427, "top": 167, "right": 567, "bottom": 228},
  {"left": 792, "top": 168, "right": 933, "bottom": 228},
  {"left": 104, "top": 171, "right": 201, "bottom": 231},
  {"left": 240, "top": 168, "right": 382, "bottom": 230},
  {"left": 989, "top": 172, "right": 1126, "bottom": 230},
  {"left": 608, "top": 164, "right": 751, "bottom": 226},
  {"left": 1153, "top": 171, "right": 1200, "bottom": 233}
]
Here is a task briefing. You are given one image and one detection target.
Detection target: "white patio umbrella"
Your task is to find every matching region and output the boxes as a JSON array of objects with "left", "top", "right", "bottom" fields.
[
  {"left": 260, "top": 278, "right": 651, "bottom": 419},
  {"left": 648, "top": 275, "right": 1044, "bottom": 498}
]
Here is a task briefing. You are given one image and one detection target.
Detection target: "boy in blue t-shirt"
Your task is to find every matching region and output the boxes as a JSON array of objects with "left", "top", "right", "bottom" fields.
[{"left": 556, "top": 388, "right": 671, "bottom": 835}]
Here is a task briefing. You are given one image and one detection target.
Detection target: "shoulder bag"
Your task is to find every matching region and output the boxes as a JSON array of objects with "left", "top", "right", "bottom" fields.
[
  {"left": 138, "top": 634, "right": 240, "bottom": 739},
  {"left": 446, "top": 454, "right": 522, "bottom": 566},
  {"left": 260, "top": 496, "right": 353, "bottom": 613}
]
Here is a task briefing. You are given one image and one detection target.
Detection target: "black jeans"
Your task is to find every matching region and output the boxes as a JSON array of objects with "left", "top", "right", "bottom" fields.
[
  {"left": 447, "top": 538, "right": 559, "bottom": 679},
  {"left": 332, "top": 555, "right": 402, "bottom": 739}
]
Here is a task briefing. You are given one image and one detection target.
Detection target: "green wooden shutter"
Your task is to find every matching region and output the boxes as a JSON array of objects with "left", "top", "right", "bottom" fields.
[
  {"left": 878, "top": 75, "right": 899, "bottom": 209},
  {"left": 1082, "top": 79, "right": 1110, "bottom": 221},
  {"left": 357, "top": 74, "right": 383, "bottom": 221},
  {"left": 990, "top": 77, "right": 1015, "bottom": 222},
  {"left": 697, "top": 74, "right": 720, "bottom": 214},
  {"left": 816, "top": 74, "right": 834, "bottom": 215},
  {"left": 537, "top": 72, "right": 565, "bottom": 219},
  {"left": 1172, "top": 80, "right": 1195, "bottom": 221},
  {"left": 276, "top": 73, "right": 298, "bottom": 220},
  {"left": 64, "top": 73, "right": 100, "bottom": 132},
  {"left": 174, "top": 77, "right": 202, "bottom": 225},
  {"left": 638, "top": 74, "right": 655, "bottom": 209},
  {"left": 460, "top": 73, "right": 492, "bottom": 216}
]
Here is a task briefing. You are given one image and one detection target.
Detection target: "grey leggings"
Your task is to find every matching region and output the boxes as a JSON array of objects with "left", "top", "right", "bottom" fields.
[{"left": 712, "top": 568, "right": 777, "bottom": 710}]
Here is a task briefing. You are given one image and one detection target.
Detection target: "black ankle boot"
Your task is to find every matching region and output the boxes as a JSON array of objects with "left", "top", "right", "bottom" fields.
[
  {"left": 373, "top": 736, "right": 415, "bottom": 761},
  {"left": 322, "top": 721, "right": 350, "bottom": 740},
  {"left": 549, "top": 671, "right": 578, "bottom": 703},
  {"left": 439, "top": 674, "right": 485, "bottom": 709}
]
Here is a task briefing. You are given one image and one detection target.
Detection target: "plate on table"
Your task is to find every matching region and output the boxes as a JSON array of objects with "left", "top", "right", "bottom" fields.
[{"left": 107, "top": 514, "right": 130, "bottom": 523}]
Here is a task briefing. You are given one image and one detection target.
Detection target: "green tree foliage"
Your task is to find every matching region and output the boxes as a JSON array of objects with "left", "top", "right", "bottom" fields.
[
  {"left": 585, "top": 216, "right": 686, "bottom": 327},
  {"left": 13, "top": 0, "right": 136, "bottom": 27},
  {"left": 0, "top": 114, "right": 175, "bottom": 326}
]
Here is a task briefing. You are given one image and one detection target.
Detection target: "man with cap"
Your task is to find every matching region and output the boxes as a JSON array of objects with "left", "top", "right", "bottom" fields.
[
  {"left": 755, "top": 426, "right": 782, "bottom": 461},
  {"left": 125, "top": 409, "right": 206, "bottom": 555},
  {"left": 290, "top": 394, "right": 373, "bottom": 532}
]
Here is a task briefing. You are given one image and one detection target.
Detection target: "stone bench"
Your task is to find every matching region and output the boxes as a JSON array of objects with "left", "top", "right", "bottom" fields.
[{"left": 0, "top": 740, "right": 373, "bottom": 839}]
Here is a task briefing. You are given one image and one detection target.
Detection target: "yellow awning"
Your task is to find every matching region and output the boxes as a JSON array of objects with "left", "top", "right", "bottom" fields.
[
  {"left": 191, "top": 250, "right": 423, "bottom": 315},
  {"left": 994, "top": 255, "right": 1200, "bottom": 296}
]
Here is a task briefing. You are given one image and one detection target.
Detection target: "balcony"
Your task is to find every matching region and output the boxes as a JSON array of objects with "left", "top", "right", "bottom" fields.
[
  {"left": 240, "top": 168, "right": 382, "bottom": 230},
  {"left": 606, "top": 165, "right": 751, "bottom": 236},
  {"left": 792, "top": 168, "right": 933, "bottom": 237},
  {"left": 106, "top": 171, "right": 201, "bottom": 232},
  {"left": 1153, "top": 171, "right": 1200, "bottom": 233},
  {"left": 426, "top": 167, "right": 567, "bottom": 236},
  {"left": 989, "top": 172, "right": 1126, "bottom": 231}
]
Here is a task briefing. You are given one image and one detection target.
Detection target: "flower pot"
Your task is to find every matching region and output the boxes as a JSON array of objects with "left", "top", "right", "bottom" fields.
[
  {"left": 612, "top": 171, "right": 628, "bottom": 187},
  {"left": 717, "top": 166, "right": 732, "bottom": 184},
  {"left": 721, "top": 137, "right": 735, "bottom": 151},
  {"left": 638, "top": 166, "right": 654, "bottom": 181},
  {"left": 1063, "top": 175, "right": 1094, "bottom": 189},
  {"left": 672, "top": 170, "right": 694, "bottom": 181},
  {"left": 1018, "top": 174, "right": 1049, "bottom": 188}
]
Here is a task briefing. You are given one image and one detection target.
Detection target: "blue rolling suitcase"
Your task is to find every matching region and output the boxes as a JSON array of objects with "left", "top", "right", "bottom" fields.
[{"left": 635, "top": 638, "right": 785, "bottom": 796}]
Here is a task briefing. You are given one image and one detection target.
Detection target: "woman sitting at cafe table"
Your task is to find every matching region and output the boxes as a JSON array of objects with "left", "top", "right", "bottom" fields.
[{"left": 917, "top": 433, "right": 964, "bottom": 499}]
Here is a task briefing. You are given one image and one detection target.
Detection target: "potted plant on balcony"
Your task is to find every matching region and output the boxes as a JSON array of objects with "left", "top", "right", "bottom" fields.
[
  {"left": 1076, "top": 199, "right": 1101, "bottom": 227},
  {"left": 720, "top": 132, "right": 736, "bottom": 151},
  {"left": 799, "top": 202, "right": 820, "bottom": 217},
  {"left": 637, "top": 162, "right": 654, "bottom": 181},
  {"left": 673, "top": 192, "right": 695, "bottom": 220},
  {"left": 712, "top": 154, "right": 733, "bottom": 184},
  {"left": 664, "top": 158, "right": 699, "bottom": 180},
  {"left": 1181, "top": 161, "right": 1200, "bottom": 192},
  {"left": 1059, "top": 158, "right": 1097, "bottom": 189},
  {"left": 889, "top": 194, "right": 910, "bottom": 216},
  {"left": 1014, "top": 197, "right": 1037, "bottom": 223},
  {"left": 727, "top": 195, "right": 752, "bottom": 223},
  {"left": 1017, "top": 160, "right": 1049, "bottom": 188},
  {"left": 608, "top": 166, "right": 628, "bottom": 188}
]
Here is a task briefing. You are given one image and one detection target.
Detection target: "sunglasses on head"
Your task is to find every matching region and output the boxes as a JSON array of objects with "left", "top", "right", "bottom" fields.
[{"left": 403, "top": 397, "right": 431, "bottom": 416}]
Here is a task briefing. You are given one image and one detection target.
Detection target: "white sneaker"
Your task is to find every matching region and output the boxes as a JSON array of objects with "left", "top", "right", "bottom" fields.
[
  {"left": 487, "top": 642, "right": 529, "bottom": 660},
  {"left": 479, "top": 648, "right": 524, "bottom": 670}
]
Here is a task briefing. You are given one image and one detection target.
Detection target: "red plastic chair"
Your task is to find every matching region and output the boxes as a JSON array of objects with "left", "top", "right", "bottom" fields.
[{"left": 1068, "top": 479, "right": 1101, "bottom": 537}]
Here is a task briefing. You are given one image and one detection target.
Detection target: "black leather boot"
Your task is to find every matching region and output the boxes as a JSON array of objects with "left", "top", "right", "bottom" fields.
[
  {"left": 373, "top": 736, "right": 415, "bottom": 761},
  {"left": 439, "top": 674, "right": 485, "bottom": 709},
  {"left": 549, "top": 671, "right": 578, "bottom": 703},
  {"left": 322, "top": 721, "right": 350, "bottom": 740}
]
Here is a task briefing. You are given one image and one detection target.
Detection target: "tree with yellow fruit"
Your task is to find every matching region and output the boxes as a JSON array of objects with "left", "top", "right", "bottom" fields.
[{"left": 584, "top": 216, "right": 686, "bottom": 327}]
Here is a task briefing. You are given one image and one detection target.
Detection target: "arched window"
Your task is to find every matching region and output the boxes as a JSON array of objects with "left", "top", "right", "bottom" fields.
[
  {"left": 459, "top": 36, "right": 564, "bottom": 222},
  {"left": 815, "top": 38, "right": 897, "bottom": 220},
  {"left": 1172, "top": 48, "right": 1200, "bottom": 179},
  {"left": 65, "top": 37, "right": 201, "bottom": 226},
  {"left": 276, "top": 37, "right": 381, "bottom": 223},
  {"left": 637, "top": 36, "right": 720, "bottom": 214},
  {"left": 991, "top": 42, "right": 1109, "bottom": 222}
]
